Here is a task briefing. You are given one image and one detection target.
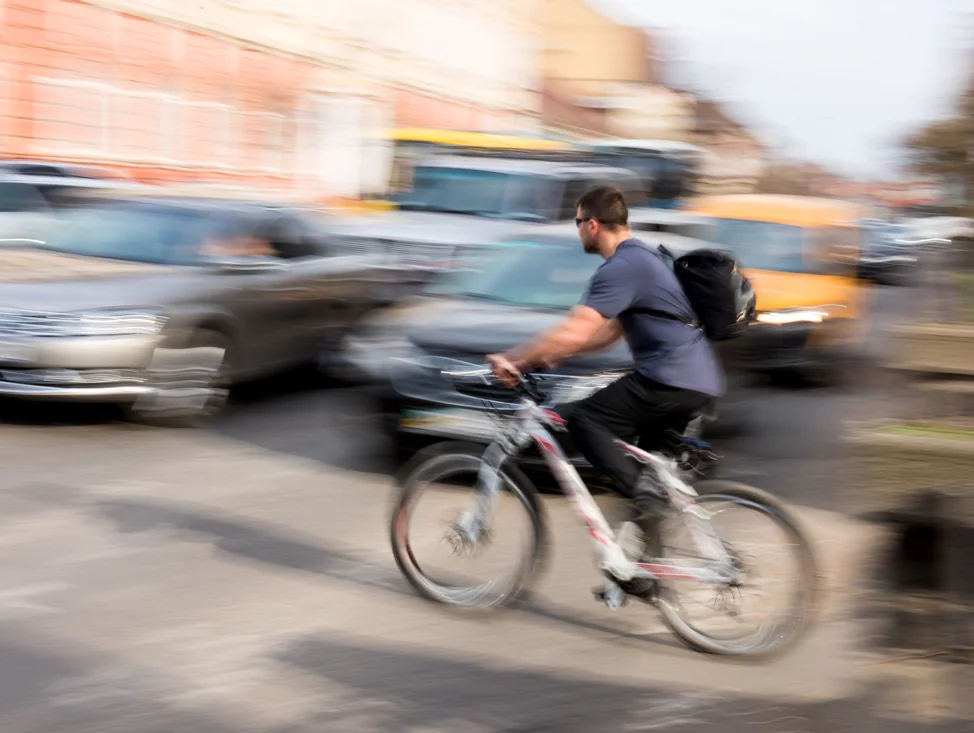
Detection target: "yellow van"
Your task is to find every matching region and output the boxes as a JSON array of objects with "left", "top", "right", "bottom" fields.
[{"left": 689, "top": 194, "right": 874, "bottom": 382}]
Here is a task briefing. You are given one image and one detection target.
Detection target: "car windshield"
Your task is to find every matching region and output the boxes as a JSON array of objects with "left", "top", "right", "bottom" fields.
[
  {"left": 19, "top": 204, "right": 234, "bottom": 264},
  {"left": 708, "top": 218, "right": 805, "bottom": 272},
  {"left": 395, "top": 166, "right": 552, "bottom": 221},
  {"left": 428, "top": 241, "right": 599, "bottom": 309}
]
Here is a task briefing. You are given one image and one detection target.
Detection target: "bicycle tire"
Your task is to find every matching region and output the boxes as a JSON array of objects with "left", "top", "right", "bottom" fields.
[
  {"left": 390, "top": 441, "right": 548, "bottom": 611},
  {"left": 656, "top": 480, "right": 820, "bottom": 658}
]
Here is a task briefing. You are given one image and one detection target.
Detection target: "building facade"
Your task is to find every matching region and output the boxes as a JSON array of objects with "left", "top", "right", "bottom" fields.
[
  {"left": 537, "top": 0, "right": 695, "bottom": 142},
  {"left": 0, "top": 0, "right": 543, "bottom": 199},
  {"left": 691, "top": 99, "right": 766, "bottom": 194}
]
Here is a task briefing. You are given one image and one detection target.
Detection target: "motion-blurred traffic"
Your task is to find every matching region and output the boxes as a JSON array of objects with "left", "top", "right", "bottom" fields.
[{"left": 0, "top": 1, "right": 973, "bottom": 731}]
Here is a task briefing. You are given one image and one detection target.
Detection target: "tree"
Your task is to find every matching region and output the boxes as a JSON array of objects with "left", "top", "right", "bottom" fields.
[{"left": 903, "top": 69, "right": 974, "bottom": 214}]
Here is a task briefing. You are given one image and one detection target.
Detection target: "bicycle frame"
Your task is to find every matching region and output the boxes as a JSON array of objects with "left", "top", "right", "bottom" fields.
[{"left": 462, "top": 395, "right": 737, "bottom": 587}]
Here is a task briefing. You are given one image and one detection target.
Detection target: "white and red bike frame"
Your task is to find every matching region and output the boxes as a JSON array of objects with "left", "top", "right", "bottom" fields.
[{"left": 451, "top": 375, "right": 739, "bottom": 589}]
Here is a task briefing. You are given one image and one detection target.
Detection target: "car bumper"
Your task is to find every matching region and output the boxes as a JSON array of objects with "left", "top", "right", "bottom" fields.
[
  {"left": 0, "top": 335, "right": 222, "bottom": 411},
  {"left": 0, "top": 380, "right": 154, "bottom": 401},
  {"left": 729, "top": 323, "right": 818, "bottom": 371}
]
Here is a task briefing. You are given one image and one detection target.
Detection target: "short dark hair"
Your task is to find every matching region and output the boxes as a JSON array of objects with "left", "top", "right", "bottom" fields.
[{"left": 576, "top": 185, "right": 628, "bottom": 230}]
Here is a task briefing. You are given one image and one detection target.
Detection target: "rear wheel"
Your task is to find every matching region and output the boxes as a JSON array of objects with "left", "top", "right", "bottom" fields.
[
  {"left": 655, "top": 480, "right": 819, "bottom": 657},
  {"left": 390, "top": 441, "right": 546, "bottom": 610}
]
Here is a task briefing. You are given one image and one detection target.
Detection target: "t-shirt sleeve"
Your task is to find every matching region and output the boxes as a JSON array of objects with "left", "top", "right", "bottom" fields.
[{"left": 581, "top": 257, "right": 637, "bottom": 319}]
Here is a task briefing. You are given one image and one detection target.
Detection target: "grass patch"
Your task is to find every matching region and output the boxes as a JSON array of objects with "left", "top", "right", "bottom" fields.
[
  {"left": 959, "top": 272, "right": 974, "bottom": 322},
  {"left": 880, "top": 422, "right": 974, "bottom": 441}
]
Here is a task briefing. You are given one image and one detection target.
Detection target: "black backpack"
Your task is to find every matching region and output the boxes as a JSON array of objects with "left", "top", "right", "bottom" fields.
[{"left": 654, "top": 245, "right": 756, "bottom": 341}]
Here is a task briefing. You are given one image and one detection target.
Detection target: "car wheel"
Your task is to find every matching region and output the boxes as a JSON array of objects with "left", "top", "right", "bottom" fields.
[{"left": 129, "top": 329, "right": 233, "bottom": 428}]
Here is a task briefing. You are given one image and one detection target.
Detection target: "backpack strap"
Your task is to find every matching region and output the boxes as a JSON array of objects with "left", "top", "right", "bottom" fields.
[
  {"left": 627, "top": 241, "right": 702, "bottom": 330},
  {"left": 629, "top": 307, "right": 700, "bottom": 330}
]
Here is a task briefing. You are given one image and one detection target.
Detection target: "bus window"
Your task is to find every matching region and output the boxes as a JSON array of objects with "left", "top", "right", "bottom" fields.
[{"left": 559, "top": 179, "right": 590, "bottom": 221}]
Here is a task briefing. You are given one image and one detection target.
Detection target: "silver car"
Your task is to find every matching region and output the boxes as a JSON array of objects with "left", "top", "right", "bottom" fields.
[{"left": 0, "top": 193, "right": 395, "bottom": 425}]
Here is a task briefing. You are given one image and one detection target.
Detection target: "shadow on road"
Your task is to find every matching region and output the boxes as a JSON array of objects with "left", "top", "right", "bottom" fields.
[
  {"left": 91, "top": 495, "right": 415, "bottom": 599},
  {"left": 0, "top": 623, "right": 250, "bottom": 733},
  {"left": 76, "top": 492, "right": 699, "bottom": 653},
  {"left": 272, "top": 633, "right": 967, "bottom": 733},
  {"left": 274, "top": 633, "right": 723, "bottom": 732}
]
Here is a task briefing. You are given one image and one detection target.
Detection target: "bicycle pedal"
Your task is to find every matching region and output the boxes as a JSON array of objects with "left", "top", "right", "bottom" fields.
[{"left": 594, "top": 583, "right": 627, "bottom": 610}]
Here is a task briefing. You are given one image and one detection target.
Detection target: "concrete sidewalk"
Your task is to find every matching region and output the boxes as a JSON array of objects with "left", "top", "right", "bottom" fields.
[{"left": 0, "top": 423, "right": 969, "bottom": 731}]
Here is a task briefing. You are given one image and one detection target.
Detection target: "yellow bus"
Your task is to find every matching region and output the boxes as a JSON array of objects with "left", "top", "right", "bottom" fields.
[{"left": 387, "top": 128, "right": 578, "bottom": 195}]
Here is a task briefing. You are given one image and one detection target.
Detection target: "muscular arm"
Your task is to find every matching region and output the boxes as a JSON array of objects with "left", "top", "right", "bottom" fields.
[
  {"left": 493, "top": 255, "right": 633, "bottom": 376},
  {"left": 577, "top": 318, "right": 624, "bottom": 354},
  {"left": 506, "top": 305, "right": 609, "bottom": 368}
]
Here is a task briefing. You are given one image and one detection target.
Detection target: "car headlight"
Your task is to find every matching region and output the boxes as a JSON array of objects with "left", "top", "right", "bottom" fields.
[
  {"left": 755, "top": 308, "right": 831, "bottom": 326},
  {"left": 64, "top": 309, "right": 168, "bottom": 337}
]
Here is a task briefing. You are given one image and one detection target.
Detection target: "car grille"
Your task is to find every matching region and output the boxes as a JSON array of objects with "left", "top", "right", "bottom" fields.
[{"left": 0, "top": 309, "right": 75, "bottom": 338}]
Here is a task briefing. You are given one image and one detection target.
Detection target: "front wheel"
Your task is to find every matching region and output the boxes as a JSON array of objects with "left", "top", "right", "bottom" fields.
[
  {"left": 656, "top": 480, "right": 820, "bottom": 657},
  {"left": 128, "top": 329, "right": 233, "bottom": 428},
  {"left": 390, "top": 441, "right": 546, "bottom": 610}
]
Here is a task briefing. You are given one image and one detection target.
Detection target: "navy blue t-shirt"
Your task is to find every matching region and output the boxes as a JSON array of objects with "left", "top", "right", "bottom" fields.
[{"left": 581, "top": 239, "right": 724, "bottom": 398}]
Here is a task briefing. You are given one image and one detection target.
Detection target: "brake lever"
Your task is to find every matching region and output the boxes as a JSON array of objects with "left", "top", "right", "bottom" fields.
[{"left": 514, "top": 370, "right": 545, "bottom": 403}]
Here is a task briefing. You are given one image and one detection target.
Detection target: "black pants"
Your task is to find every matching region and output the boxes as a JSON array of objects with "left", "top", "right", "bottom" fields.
[{"left": 555, "top": 372, "right": 712, "bottom": 500}]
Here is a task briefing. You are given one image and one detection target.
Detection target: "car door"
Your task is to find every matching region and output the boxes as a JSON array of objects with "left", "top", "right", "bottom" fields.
[
  {"left": 280, "top": 215, "right": 385, "bottom": 360},
  {"left": 202, "top": 210, "right": 300, "bottom": 376},
  {"left": 243, "top": 211, "right": 336, "bottom": 370}
]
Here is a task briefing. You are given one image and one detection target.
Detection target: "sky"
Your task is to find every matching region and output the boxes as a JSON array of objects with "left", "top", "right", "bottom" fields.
[{"left": 592, "top": 0, "right": 974, "bottom": 179}]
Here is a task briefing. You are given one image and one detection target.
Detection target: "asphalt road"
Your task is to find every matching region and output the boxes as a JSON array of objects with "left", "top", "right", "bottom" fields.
[{"left": 2, "top": 281, "right": 969, "bottom": 732}]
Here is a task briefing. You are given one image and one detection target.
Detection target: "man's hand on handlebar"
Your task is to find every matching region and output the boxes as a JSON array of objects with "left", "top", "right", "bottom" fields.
[{"left": 486, "top": 354, "right": 525, "bottom": 388}]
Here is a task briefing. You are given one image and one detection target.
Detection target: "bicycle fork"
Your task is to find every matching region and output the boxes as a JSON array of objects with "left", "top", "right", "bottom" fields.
[{"left": 454, "top": 443, "right": 507, "bottom": 544}]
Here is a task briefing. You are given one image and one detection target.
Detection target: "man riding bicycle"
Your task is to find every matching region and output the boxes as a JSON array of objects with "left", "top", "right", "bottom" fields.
[{"left": 487, "top": 186, "right": 724, "bottom": 595}]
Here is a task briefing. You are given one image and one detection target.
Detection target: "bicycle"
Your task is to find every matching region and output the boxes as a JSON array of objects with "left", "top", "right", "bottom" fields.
[{"left": 389, "top": 360, "right": 819, "bottom": 657}]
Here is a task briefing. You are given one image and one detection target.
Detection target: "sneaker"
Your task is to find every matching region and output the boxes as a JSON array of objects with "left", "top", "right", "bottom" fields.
[{"left": 614, "top": 519, "right": 658, "bottom": 600}]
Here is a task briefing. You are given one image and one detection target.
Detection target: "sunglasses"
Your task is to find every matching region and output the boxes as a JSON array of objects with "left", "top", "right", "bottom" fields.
[{"left": 575, "top": 217, "right": 595, "bottom": 228}]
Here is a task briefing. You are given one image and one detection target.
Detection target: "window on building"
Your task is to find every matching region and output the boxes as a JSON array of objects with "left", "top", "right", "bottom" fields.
[
  {"left": 111, "top": 87, "right": 179, "bottom": 162},
  {"left": 178, "top": 100, "right": 239, "bottom": 167},
  {"left": 32, "top": 77, "right": 111, "bottom": 157},
  {"left": 251, "top": 112, "right": 290, "bottom": 172}
]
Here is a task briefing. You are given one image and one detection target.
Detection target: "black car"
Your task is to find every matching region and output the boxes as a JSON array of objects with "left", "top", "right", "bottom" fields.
[{"left": 342, "top": 224, "right": 751, "bottom": 468}]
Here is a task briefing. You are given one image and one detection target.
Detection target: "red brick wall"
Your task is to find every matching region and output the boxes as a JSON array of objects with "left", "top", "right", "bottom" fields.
[{"left": 0, "top": 0, "right": 513, "bottom": 196}]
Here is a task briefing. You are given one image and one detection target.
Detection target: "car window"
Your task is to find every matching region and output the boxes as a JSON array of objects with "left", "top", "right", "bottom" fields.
[
  {"left": 427, "top": 241, "right": 600, "bottom": 309},
  {"left": 709, "top": 218, "right": 805, "bottom": 273},
  {"left": 0, "top": 182, "right": 50, "bottom": 213},
  {"left": 28, "top": 204, "right": 233, "bottom": 264},
  {"left": 255, "top": 213, "right": 317, "bottom": 260}
]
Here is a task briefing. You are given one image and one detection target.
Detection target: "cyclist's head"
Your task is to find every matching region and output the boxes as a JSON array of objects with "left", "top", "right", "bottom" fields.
[{"left": 576, "top": 186, "right": 629, "bottom": 254}]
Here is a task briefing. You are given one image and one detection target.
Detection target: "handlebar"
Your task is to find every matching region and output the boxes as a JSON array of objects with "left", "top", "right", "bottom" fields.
[{"left": 441, "top": 363, "right": 546, "bottom": 403}]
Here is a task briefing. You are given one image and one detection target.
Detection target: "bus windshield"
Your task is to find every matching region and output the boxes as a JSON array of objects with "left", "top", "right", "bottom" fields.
[{"left": 394, "top": 166, "right": 552, "bottom": 221}]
